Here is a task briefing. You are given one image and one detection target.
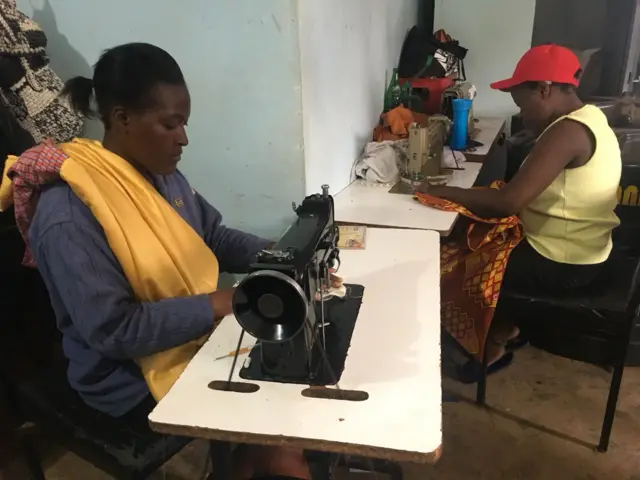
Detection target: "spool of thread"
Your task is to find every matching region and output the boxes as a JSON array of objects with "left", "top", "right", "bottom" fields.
[{"left": 450, "top": 98, "right": 473, "bottom": 151}]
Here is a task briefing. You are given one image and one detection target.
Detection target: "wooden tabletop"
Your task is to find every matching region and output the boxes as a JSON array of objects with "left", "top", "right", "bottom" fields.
[{"left": 149, "top": 228, "right": 443, "bottom": 464}]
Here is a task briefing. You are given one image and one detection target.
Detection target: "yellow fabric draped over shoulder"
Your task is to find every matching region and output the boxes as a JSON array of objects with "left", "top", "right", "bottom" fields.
[
  {"left": 0, "top": 155, "right": 17, "bottom": 211},
  {"left": 58, "top": 138, "right": 220, "bottom": 400}
]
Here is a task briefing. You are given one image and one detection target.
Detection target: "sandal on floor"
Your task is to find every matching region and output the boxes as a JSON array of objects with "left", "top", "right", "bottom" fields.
[
  {"left": 456, "top": 352, "right": 515, "bottom": 385},
  {"left": 506, "top": 337, "right": 528, "bottom": 352}
]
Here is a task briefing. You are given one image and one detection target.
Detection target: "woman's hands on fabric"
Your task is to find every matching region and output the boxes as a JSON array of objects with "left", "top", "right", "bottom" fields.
[
  {"left": 416, "top": 182, "right": 449, "bottom": 198},
  {"left": 327, "top": 268, "right": 344, "bottom": 289},
  {"left": 427, "top": 185, "right": 448, "bottom": 197},
  {"left": 209, "top": 288, "right": 236, "bottom": 320},
  {"left": 415, "top": 180, "right": 431, "bottom": 194}
]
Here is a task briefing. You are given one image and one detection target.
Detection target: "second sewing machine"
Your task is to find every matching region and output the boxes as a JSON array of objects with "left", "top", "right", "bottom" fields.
[{"left": 390, "top": 82, "right": 477, "bottom": 195}]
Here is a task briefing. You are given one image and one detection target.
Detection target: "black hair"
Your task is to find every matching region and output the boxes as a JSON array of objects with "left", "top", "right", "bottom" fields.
[{"left": 62, "top": 43, "right": 186, "bottom": 127}]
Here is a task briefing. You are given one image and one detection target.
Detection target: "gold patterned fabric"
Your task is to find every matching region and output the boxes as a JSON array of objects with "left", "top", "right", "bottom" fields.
[{"left": 415, "top": 182, "right": 523, "bottom": 360}]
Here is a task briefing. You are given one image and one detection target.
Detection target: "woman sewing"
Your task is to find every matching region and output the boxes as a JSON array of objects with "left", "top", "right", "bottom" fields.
[
  {"left": 426, "top": 45, "right": 621, "bottom": 373},
  {"left": 0, "top": 43, "right": 311, "bottom": 479}
]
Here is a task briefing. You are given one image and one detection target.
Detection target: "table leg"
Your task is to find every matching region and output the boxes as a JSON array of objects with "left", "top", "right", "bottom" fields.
[
  {"left": 338, "top": 456, "right": 403, "bottom": 479},
  {"left": 209, "top": 440, "right": 233, "bottom": 480},
  {"left": 305, "top": 450, "right": 335, "bottom": 479}
]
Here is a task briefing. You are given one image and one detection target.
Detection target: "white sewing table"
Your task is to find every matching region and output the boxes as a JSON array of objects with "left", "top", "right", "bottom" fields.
[
  {"left": 149, "top": 228, "right": 442, "bottom": 465},
  {"left": 334, "top": 162, "right": 481, "bottom": 235},
  {"left": 334, "top": 117, "right": 506, "bottom": 235}
]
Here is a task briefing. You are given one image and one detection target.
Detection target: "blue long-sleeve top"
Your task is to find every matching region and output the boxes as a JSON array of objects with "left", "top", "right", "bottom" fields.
[{"left": 29, "top": 170, "right": 270, "bottom": 417}]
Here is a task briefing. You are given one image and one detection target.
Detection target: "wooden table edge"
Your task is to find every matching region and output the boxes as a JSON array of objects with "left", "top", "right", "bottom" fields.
[{"left": 149, "top": 420, "right": 443, "bottom": 465}]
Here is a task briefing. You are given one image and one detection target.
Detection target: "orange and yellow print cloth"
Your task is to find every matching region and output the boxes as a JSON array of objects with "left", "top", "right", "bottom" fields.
[{"left": 415, "top": 182, "right": 523, "bottom": 360}]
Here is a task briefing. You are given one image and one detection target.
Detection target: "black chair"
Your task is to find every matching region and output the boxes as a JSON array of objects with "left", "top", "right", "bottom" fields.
[
  {"left": 476, "top": 249, "right": 640, "bottom": 453},
  {"left": 476, "top": 122, "right": 640, "bottom": 453},
  {"left": 1, "top": 357, "right": 192, "bottom": 480},
  {"left": 0, "top": 228, "right": 191, "bottom": 478}
]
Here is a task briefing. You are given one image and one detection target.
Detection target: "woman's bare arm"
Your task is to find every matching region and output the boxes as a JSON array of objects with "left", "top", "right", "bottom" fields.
[{"left": 428, "top": 119, "right": 593, "bottom": 217}]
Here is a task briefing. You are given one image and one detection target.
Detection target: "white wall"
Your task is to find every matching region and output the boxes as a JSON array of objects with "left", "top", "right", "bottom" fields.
[
  {"left": 17, "top": 0, "right": 417, "bottom": 234},
  {"left": 298, "top": 0, "right": 419, "bottom": 195},
  {"left": 434, "top": 0, "right": 536, "bottom": 118},
  {"left": 17, "top": 0, "right": 305, "bottom": 239}
]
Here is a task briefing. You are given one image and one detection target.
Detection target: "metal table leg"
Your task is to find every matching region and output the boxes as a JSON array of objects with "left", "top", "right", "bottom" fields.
[{"left": 209, "top": 440, "right": 233, "bottom": 480}]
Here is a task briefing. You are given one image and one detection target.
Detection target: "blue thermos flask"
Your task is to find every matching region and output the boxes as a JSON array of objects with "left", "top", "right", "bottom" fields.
[{"left": 450, "top": 98, "right": 473, "bottom": 150}]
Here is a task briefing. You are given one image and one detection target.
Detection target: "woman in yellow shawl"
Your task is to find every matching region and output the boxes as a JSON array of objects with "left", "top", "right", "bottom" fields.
[{"left": 5, "top": 43, "right": 310, "bottom": 479}]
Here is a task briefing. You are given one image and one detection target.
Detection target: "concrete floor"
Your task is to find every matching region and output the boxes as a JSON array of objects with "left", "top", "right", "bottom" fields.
[{"left": 23, "top": 347, "right": 640, "bottom": 479}]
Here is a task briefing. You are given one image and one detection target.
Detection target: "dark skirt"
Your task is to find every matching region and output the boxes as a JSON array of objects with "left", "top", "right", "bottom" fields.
[{"left": 501, "top": 238, "right": 605, "bottom": 295}]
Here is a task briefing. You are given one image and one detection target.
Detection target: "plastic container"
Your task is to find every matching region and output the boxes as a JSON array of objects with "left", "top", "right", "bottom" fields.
[{"left": 450, "top": 98, "right": 473, "bottom": 150}]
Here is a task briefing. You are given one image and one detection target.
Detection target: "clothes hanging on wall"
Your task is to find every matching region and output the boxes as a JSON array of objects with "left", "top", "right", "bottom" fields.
[{"left": 0, "top": 0, "right": 83, "bottom": 143}]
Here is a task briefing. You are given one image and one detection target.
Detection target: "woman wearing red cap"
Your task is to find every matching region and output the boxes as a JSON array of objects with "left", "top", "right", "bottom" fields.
[{"left": 429, "top": 45, "right": 622, "bottom": 367}]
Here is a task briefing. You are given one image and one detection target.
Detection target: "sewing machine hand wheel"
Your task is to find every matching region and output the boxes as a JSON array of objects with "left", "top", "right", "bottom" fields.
[{"left": 232, "top": 270, "right": 309, "bottom": 343}]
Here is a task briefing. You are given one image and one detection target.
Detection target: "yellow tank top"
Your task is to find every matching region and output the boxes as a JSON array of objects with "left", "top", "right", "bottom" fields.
[{"left": 520, "top": 104, "right": 621, "bottom": 265}]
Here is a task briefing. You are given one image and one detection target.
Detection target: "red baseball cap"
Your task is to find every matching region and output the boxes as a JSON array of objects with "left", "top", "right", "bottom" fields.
[{"left": 490, "top": 45, "right": 582, "bottom": 91}]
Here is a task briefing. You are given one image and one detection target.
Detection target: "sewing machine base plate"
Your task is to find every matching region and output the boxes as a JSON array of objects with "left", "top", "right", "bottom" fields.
[
  {"left": 388, "top": 181, "right": 416, "bottom": 195},
  {"left": 239, "top": 284, "right": 365, "bottom": 386}
]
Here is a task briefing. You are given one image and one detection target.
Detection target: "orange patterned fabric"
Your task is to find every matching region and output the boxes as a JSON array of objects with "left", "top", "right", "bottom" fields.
[{"left": 415, "top": 182, "right": 524, "bottom": 360}]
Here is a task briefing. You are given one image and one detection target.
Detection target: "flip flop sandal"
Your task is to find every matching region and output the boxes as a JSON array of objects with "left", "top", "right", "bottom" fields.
[
  {"left": 456, "top": 352, "right": 515, "bottom": 385},
  {"left": 506, "top": 337, "right": 528, "bottom": 352}
]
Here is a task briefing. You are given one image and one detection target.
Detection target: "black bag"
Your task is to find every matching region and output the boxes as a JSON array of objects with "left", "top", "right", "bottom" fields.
[{"left": 398, "top": 27, "right": 468, "bottom": 80}]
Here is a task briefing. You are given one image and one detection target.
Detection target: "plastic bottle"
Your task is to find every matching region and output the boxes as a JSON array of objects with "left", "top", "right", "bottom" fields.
[{"left": 450, "top": 98, "right": 473, "bottom": 150}]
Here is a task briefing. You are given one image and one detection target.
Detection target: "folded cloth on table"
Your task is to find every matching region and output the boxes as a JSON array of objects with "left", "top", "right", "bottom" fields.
[{"left": 353, "top": 140, "right": 408, "bottom": 184}]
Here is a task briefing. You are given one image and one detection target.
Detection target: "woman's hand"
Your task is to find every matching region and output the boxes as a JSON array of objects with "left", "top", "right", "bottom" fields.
[
  {"left": 209, "top": 288, "right": 236, "bottom": 320},
  {"left": 415, "top": 181, "right": 448, "bottom": 197},
  {"left": 418, "top": 182, "right": 450, "bottom": 198},
  {"left": 415, "top": 180, "right": 431, "bottom": 194},
  {"left": 326, "top": 268, "right": 344, "bottom": 290}
]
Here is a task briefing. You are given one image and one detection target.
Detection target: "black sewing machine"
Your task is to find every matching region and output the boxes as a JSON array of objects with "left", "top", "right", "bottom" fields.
[{"left": 232, "top": 185, "right": 365, "bottom": 386}]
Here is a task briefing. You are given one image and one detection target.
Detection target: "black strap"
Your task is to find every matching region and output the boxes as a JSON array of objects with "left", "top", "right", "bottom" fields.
[{"left": 457, "top": 58, "right": 467, "bottom": 82}]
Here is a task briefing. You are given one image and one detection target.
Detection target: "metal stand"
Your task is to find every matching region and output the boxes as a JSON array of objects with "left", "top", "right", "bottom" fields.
[
  {"left": 208, "top": 441, "right": 233, "bottom": 480},
  {"left": 474, "top": 309, "right": 636, "bottom": 453},
  {"left": 476, "top": 352, "right": 487, "bottom": 406},
  {"left": 597, "top": 323, "right": 632, "bottom": 453}
]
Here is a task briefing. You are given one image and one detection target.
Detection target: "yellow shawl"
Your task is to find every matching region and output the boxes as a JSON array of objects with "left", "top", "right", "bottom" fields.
[{"left": 1, "top": 139, "right": 220, "bottom": 400}]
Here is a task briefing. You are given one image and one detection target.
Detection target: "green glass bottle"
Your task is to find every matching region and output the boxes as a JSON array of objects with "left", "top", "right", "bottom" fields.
[{"left": 384, "top": 68, "right": 402, "bottom": 112}]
